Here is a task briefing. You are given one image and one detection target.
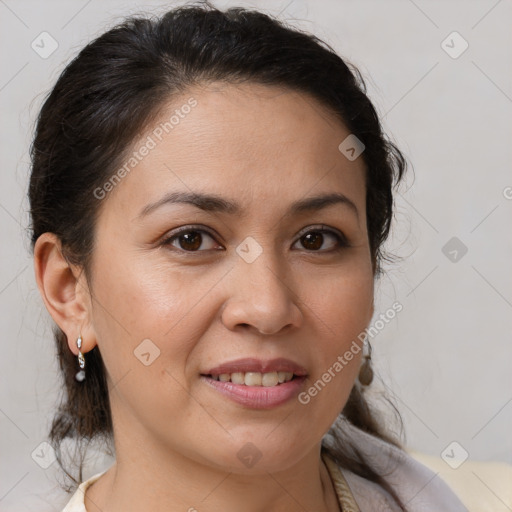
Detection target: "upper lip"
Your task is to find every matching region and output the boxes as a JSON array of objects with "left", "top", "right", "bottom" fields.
[{"left": 202, "top": 357, "right": 308, "bottom": 376}]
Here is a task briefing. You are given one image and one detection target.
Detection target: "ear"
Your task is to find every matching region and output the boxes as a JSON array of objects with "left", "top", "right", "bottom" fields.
[{"left": 33, "top": 232, "right": 97, "bottom": 356}]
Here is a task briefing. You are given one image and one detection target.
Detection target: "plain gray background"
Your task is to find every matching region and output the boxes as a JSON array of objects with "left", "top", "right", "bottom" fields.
[{"left": 1, "top": 0, "right": 511, "bottom": 507}]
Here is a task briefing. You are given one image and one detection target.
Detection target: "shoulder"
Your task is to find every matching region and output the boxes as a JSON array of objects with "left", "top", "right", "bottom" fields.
[
  {"left": 325, "top": 421, "right": 469, "bottom": 512},
  {"left": 61, "top": 470, "right": 107, "bottom": 512}
]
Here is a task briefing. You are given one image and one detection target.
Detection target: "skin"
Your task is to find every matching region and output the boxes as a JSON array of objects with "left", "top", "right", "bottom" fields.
[{"left": 34, "top": 82, "right": 374, "bottom": 512}]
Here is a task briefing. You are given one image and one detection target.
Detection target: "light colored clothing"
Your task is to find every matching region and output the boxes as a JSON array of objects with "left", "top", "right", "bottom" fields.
[
  {"left": 61, "top": 470, "right": 102, "bottom": 512},
  {"left": 322, "top": 419, "right": 470, "bottom": 511}
]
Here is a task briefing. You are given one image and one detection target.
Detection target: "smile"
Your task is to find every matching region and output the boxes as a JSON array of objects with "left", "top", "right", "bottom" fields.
[
  {"left": 205, "top": 371, "right": 295, "bottom": 386},
  {"left": 200, "top": 373, "right": 307, "bottom": 409}
]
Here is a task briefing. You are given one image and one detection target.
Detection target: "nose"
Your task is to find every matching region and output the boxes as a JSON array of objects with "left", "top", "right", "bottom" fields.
[{"left": 220, "top": 249, "right": 303, "bottom": 336}]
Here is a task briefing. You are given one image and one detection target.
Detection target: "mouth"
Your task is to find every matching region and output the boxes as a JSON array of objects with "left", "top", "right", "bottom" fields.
[
  {"left": 199, "top": 358, "right": 308, "bottom": 409},
  {"left": 201, "top": 371, "right": 299, "bottom": 387}
]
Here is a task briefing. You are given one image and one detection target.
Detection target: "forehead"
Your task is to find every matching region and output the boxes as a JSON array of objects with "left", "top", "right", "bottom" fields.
[{"left": 98, "top": 81, "right": 366, "bottom": 223}]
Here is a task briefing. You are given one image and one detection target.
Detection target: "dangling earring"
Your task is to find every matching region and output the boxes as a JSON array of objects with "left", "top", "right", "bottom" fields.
[
  {"left": 358, "top": 337, "right": 373, "bottom": 386},
  {"left": 75, "top": 333, "right": 86, "bottom": 382}
]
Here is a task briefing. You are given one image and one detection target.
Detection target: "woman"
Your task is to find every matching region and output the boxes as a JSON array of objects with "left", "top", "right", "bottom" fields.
[{"left": 29, "top": 3, "right": 468, "bottom": 511}]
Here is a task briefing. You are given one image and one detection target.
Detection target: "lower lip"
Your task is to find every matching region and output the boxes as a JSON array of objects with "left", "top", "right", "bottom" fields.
[{"left": 201, "top": 375, "right": 307, "bottom": 409}]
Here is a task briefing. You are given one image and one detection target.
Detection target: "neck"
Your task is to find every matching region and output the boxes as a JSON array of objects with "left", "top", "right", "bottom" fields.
[{"left": 84, "top": 436, "right": 340, "bottom": 512}]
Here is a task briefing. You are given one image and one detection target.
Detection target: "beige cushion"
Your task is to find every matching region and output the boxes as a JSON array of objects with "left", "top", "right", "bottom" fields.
[{"left": 408, "top": 450, "right": 512, "bottom": 512}]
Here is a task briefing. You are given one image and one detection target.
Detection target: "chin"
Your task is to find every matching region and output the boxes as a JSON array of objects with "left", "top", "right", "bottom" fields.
[{"left": 200, "top": 433, "right": 314, "bottom": 475}]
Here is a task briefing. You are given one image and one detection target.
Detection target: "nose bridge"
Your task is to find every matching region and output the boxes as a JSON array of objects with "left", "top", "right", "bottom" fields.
[{"left": 222, "top": 237, "right": 303, "bottom": 334}]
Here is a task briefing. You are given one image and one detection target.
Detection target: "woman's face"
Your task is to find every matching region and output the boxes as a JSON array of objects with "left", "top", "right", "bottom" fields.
[{"left": 85, "top": 82, "right": 374, "bottom": 473}]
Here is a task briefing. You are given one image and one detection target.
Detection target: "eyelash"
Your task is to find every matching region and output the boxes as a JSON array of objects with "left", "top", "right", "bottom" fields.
[{"left": 160, "top": 225, "right": 350, "bottom": 254}]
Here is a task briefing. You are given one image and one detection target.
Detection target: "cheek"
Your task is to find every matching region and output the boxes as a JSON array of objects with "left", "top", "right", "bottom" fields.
[
  {"left": 304, "top": 260, "right": 373, "bottom": 342},
  {"left": 89, "top": 248, "right": 223, "bottom": 376},
  {"left": 299, "top": 265, "right": 372, "bottom": 408},
  {"left": 88, "top": 254, "right": 203, "bottom": 426}
]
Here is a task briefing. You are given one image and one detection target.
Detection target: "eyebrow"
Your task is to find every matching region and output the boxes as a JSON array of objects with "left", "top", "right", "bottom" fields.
[{"left": 137, "top": 190, "right": 359, "bottom": 221}]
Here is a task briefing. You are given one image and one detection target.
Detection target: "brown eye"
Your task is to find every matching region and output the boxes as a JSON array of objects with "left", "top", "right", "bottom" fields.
[
  {"left": 177, "top": 231, "right": 203, "bottom": 251},
  {"left": 301, "top": 232, "right": 323, "bottom": 250},
  {"left": 294, "top": 228, "right": 348, "bottom": 252},
  {"left": 162, "top": 228, "right": 221, "bottom": 252}
]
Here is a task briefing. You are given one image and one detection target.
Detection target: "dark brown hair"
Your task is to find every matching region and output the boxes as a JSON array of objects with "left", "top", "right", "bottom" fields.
[{"left": 28, "top": 2, "right": 408, "bottom": 508}]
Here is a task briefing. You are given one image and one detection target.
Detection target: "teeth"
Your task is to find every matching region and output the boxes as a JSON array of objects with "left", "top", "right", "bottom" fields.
[
  {"left": 261, "top": 372, "right": 279, "bottom": 387},
  {"left": 245, "top": 372, "right": 262, "bottom": 386},
  {"left": 231, "top": 372, "right": 245, "bottom": 385},
  {"left": 209, "top": 371, "right": 294, "bottom": 386}
]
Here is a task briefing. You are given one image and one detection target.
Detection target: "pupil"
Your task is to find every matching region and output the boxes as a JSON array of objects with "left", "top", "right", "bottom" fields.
[
  {"left": 180, "top": 231, "right": 201, "bottom": 251},
  {"left": 303, "top": 232, "right": 322, "bottom": 250}
]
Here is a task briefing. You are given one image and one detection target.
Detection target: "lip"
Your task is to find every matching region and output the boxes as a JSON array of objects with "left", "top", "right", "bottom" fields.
[
  {"left": 200, "top": 357, "right": 308, "bottom": 410},
  {"left": 202, "top": 357, "right": 308, "bottom": 376},
  {"left": 201, "top": 374, "right": 307, "bottom": 409}
]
